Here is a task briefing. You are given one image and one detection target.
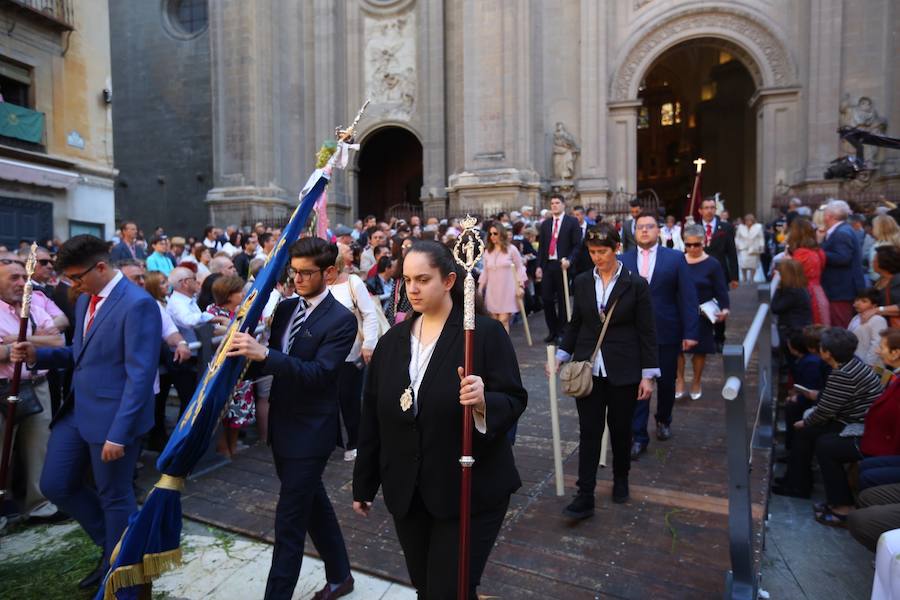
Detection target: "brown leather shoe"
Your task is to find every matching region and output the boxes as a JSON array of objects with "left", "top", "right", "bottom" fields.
[{"left": 312, "top": 575, "right": 354, "bottom": 600}]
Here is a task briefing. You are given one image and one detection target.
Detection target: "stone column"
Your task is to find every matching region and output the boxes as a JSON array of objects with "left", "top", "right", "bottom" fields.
[
  {"left": 606, "top": 100, "right": 641, "bottom": 196},
  {"left": 206, "top": 0, "right": 292, "bottom": 226},
  {"left": 753, "top": 87, "right": 807, "bottom": 215},
  {"left": 419, "top": 0, "right": 448, "bottom": 217},
  {"left": 447, "top": 0, "right": 540, "bottom": 216},
  {"left": 803, "top": 0, "right": 844, "bottom": 182},
  {"left": 576, "top": 0, "right": 609, "bottom": 206}
]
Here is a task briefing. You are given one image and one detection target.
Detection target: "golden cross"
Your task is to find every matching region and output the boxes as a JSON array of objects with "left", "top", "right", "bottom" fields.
[{"left": 693, "top": 157, "right": 706, "bottom": 174}]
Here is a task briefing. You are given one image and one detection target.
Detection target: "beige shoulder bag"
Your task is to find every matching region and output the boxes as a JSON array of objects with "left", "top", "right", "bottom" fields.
[{"left": 559, "top": 298, "right": 618, "bottom": 398}]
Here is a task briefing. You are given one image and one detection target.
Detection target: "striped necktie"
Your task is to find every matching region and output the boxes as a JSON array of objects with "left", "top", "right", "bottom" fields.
[{"left": 287, "top": 298, "right": 310, "bottom": 352}]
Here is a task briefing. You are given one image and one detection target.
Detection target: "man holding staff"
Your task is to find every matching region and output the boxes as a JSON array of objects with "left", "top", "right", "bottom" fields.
[{"left": 537, "top": 194, "right": 581, "bottom": 343}]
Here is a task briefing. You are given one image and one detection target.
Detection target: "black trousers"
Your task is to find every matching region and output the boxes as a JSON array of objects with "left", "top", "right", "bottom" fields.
[
  {"left": 337, "top": 361, "right": 364, "bottom": 450},
  {"left": 783, "top": 397, "right": 813, "bottom": 451},
  {"left": 265, "top": 453, "right": 350, "bottom": 600},
  {"left": 393, "top": 489, "right": 509, "bottom": 600},
  {"left": 540, "top": 260, "right": 568, "bottom": 338},
  {"left": 816, "top": 433, "right": 864, "bottom": 506},
  {"left": 576, "top": 376, "right": 638, "bottom": 489},
  {"left": 785, "top": 421, "right": 844, "bottom": 493}
]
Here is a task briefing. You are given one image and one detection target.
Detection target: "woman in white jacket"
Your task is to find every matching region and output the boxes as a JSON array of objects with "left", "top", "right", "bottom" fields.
[
  {"left": 327, "top": 243, "right": 380, "bottom": 461},
  {"left": 735, "top": 214, "right": 765, "bottom": 283}
]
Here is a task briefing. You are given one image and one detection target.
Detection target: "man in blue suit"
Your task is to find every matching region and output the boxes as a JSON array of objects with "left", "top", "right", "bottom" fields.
[
  {"left": 820, "top": 199, "right": 866, "bottom": 328},
  {"left": 621, "top": 213, "right": 699, "bottom": 457},
  {"left": 228, "top": 237, "right": 358, "bottom": 600},
  {"left": 108, "top": 220, "right": 146, "bottom": 263},
  {"left": 12, "top": 235, "right": 161, "bottom": 589}
]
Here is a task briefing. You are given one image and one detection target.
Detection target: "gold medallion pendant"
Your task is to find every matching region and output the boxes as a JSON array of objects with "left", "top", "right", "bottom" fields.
[{"left": 400, "top": 387, "right": 413, "bottom": 412}]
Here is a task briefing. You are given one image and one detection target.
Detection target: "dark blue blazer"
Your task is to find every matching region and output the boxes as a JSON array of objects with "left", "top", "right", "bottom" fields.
[
  {"left": 259, "top": 292, "right": 357, "bottom": 459},
  {"left": 538, "top": 214, "right": 582, "bottom": 270},
  {"left": 821, "top": 222, "right": 865, "bottom": 302},
  {"left": 620, "top": 247, "right": 699, "bottom": 345},
  {"left": 35, "top": 277, "right": 161, "bottom": 445},
  {"left": 109, "top": 241, "right": 145, "bottom": 263}
]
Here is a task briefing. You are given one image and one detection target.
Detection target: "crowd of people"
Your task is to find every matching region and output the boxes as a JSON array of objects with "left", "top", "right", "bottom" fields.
[{"left": 1, "top": 191, "right": 899, "bottom": 597}]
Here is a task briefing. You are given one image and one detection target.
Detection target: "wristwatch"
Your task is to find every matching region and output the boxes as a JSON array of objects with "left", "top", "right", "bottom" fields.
[{"left": 879, "top": 306, "right": 886, "bottom": 314}]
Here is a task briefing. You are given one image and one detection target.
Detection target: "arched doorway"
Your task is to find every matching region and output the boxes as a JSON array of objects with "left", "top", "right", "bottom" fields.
[
  {"left": 357, "top": 126, "right": 423, "bottom": 220},
  {"left": 636, "top": 40, "right": 756, "bottom": 219}
]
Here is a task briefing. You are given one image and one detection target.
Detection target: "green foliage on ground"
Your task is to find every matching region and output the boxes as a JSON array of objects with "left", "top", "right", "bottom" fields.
[{"left": 0, "top": 526, "right": 100, "bottom": 600}]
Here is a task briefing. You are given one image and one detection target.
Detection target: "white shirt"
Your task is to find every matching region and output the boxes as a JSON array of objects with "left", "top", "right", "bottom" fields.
[
  {"left": 825, "top": 221, "right": 841, "bottom": 240},
  {"left": 329, "top": 275, "right": 379, "bottom": 362},
  {"left": 166, "top": 290, "right": 213, "bottom": 345},
  {"left": 280, "top": 287, "right": 330, "bottom": 353},
  {"left": 636, "top": 243, "right": 659, "bottom": 282},
  {"left": 153, "top": 300, "right": 180, "bottom": 395},
  {"left": 556, "top": 263, "right": 660, "bottom": 380},
  {"left": 84, "top": 271, "right": 124, "bottom": 335}
]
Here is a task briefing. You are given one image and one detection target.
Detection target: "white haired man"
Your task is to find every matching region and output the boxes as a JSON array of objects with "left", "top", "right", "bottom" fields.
[{"left": 820, "top": 199, "right": 866, "bottom": 328}]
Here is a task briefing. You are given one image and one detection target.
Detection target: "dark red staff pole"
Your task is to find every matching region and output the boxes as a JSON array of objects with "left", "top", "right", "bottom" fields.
[
  {"left": 0, "top": 243, "right": 37, "bottom": 501},
  {"left": 687, "top": 157, "right": 706, "bottom": 222},
  {"left": 454, "top": 219, "right": 482, "bottom": 600}
]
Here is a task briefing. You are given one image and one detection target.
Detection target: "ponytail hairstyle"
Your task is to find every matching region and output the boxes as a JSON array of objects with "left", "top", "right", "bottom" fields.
[{"left": 406, "top": 239, "right": 486, "bottom": 315}]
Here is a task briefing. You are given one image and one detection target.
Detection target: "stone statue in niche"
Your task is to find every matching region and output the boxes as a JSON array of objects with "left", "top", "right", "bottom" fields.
[
  {"left": 840, "top": 94, "right": 889, "bottom": 164},
  {"left": 552, "top": 122, "right": 580, "bottom": 180}
]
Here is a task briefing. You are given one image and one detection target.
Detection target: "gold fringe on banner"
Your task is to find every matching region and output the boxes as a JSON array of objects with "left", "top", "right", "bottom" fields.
[{"left": 103, "top": 548, "right": 183, "bottom": 600}]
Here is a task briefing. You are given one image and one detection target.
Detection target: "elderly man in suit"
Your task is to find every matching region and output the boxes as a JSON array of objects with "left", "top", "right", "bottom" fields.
[
  {"left": 621, "top": 213, "right": 699, "bottom": 457},
  {"left": 12, "top": 235, "right": 161, "bottom": 590},
  {"left": 537, "top": 194, "right": 582, "bottom": 343},
  {"left": 820, "top": 199, "right": 866, "bottom": 328},
  {"left": 227, "top": 237, "right": 358, "bottom": 600}
]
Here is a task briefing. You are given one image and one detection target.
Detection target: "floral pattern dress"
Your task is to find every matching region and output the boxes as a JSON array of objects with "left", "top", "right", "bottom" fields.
[{"left": 206, "top": 304, "right": 256, "bottom": 429}]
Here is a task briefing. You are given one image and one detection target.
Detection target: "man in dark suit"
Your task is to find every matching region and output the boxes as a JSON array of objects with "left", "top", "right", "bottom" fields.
[
  {"left": 109, "top": 221, "right": 146, "bottom": 263},
  {"left": 621, "top": 199, "right": 643, "bottom": 252},
  {"left": 12, "top": 235, "right": 161, "bottom": 590},
  {"left": 820, "top": 199, "right": 866, "bottom": 328},
  {"left": 227, "top": 237, "right": 357, "bottom": 600},
  {"left": 621, "top": 213, "right": 699, "bottom": 456},
  {"left": 698, "top": 198, "right": 738, "bottom": 350},
  {"left": 537, "top": 194, "right": 582, "bottom": 342}
]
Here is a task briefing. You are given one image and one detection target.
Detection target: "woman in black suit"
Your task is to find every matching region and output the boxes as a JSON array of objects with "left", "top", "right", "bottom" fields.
[
  {"left": 352, "top": 239, "right": 527, "bottom": 600},
  {"left": 554, "top": 223, "right": 659, "bottom": 519}
]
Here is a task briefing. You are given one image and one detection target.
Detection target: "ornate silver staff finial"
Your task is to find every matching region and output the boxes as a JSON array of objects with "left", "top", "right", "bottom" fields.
[
  {"left": 453, "top": 215, "right": 484, "bottom": 331},
  {"left": 21, "top": 242, "right": 37, "bottom": 319}
]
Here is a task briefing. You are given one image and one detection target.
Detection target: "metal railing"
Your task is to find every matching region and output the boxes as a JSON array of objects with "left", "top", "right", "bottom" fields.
[{"left": 720, "top": 284, "right": 774, "bottom": 600}]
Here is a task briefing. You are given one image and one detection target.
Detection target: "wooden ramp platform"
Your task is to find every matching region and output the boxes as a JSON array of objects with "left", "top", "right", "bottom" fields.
[{"left": 158, "top": 285, "right": 769, "bottom": 599}]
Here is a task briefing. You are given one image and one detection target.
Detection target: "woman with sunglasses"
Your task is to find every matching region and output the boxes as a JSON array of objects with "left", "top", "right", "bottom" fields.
[
  {"left": 478, "top": 224, "right": 526, "bottom": 333},
  {"left": 675, "top": 224, "right": 730, "bottom": 400}
]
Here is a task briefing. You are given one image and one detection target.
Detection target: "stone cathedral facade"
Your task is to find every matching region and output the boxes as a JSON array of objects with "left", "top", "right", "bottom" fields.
[{"left": 110, "top": 0, "right": 900, "bottom": 232}]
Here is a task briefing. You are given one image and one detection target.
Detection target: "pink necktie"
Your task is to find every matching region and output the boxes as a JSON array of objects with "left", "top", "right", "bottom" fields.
[{"left": 640, "top": 248, "right": 651, "bottom": 280}]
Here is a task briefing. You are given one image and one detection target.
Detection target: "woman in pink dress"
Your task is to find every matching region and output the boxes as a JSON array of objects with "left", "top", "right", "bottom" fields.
[
  {"left": 786, "top": 218, "right": 830, "bottom": 326},
  {"left": 478, "top": 224, "right": 526, "bottom": 332}
]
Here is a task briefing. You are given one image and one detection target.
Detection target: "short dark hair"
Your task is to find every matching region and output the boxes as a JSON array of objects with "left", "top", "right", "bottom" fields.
[
  {"left": 573, "top": 205, "right": 585, "bottom": 213},
  {"left": 203, "top": 225, "right": 215, "bottom": 238},
  {"left": 876, "top": 245, "right": 900, "bottom": 275},
  {"left": 802, "top": 324, "right": 827, "bottom": 353},
  {"left": 820, "top": 327, "right": 859, "bottom": 363},
  {"left": 376, "top": 255, "right": 394, "bottom": 274},
  {"left": 584, "top": 223, "right": 620, "bottom": 250},
  {"left": 635, "top": 211, "right": 658, "bottom": 224},
  {"left": 787, "top": 330, "right": 808, "bottom": 355},
  {"left": 55, "top": 235, "right": 110, "bottom": 271},
  {"left": 241, "top": 234, "right": 257, "bottom": 249},
  {"left": 549, "top": 193, "right": 565, "bottom": 203},
  {"left": 855, "top": 287, "right": 882, "bottom": 304},
  {"left": 258, "top": 232, "right": 273, "bottom": 246},
  {"left": 212, "top": 275, "right": 245, "bottom": 306},
  {"left": 119, "top": 220, "right": 136, "bottom": 232},
  {"left": 289, "top": 236, "right": 338, "bottom": 271},
  {"left": 628, "top": 199, "right": 641, "bottom": 208},
  {"left": 880, "top": 328, "right": 900, "bottom": 352},
  {"left": 150, "top": 235, "right": 167, "bottom": 246}
]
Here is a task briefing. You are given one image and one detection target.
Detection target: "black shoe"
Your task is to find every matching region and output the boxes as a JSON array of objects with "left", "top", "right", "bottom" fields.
[
  {"left": 562, "top": 493, "right": 595, "bottom": 520},
  {"left": 656, "top": 423, "right": 672, "bottom": 441},
  {"left": 716, "top": 341, "right": 725, "bottom": 353},
  {"left": 771, "top": 484, "right": 810, "bottom": 499},
  {"left": 543, "top": 333, "right": 557, "bottom": 344},
  {"left": 27, "top": 510, "right": 70, "bottom": 525},
  {"left": 78, "top": 557, "right": 106, "bottom": 589},
  {"left": 612, "top": 477, "right": 629, "bottom": 503},
  {"left": 630, "top": 442, "right": 646, "bottom": 460}
]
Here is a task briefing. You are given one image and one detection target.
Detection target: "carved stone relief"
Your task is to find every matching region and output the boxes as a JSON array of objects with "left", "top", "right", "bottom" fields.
[{"left": 364, "top": 13, "right": 416, "bottom": 120}]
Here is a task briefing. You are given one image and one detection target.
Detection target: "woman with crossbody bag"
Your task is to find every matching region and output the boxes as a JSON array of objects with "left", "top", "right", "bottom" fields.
[
  {"left": 550, "top": 223, "right": 659, "bottom": 519},
  {"left": 327, "top": 244, "right": 380, "bottom": 461}
]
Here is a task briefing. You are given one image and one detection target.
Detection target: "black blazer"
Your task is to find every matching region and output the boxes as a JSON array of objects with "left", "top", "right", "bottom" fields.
[
  {"left": 621, "top": 217, "right": 638, "bottom": 252},
  {"left": 353, "top": 306, "right": 527, "bottom": 520},
  {"left": 538, "top": 214, "right": 582, "bottom": 270},
  {"left": 256, "top": 293, "right": 358, "bottom": 459},
  {"left": 559, "top": 266, "right": 659, "bottom": 387},
  {"left": 703, "top": 219, "right": 740, "bottom": 283},
  {"left": 770, "top": 287, "right": 812, "bottom": 338}
]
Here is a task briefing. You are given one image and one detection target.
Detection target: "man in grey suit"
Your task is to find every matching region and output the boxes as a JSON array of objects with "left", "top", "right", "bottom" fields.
[{"left": 621, "top": 199, "right": 643, "bottom": 252}]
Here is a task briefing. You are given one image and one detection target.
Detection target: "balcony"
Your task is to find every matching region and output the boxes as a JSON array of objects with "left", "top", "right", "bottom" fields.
[
  {"left": 0, "top": 102, "right": 45, "bottom": 150},
  {"left": 0, "top": 0, "right": 74, "bottom": 31}
]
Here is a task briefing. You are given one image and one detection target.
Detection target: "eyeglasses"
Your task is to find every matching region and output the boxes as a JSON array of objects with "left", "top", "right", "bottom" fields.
[
  {"left": 636, "top": 224, "right": 658, "bottom": 231},
  {"left": 489, "top": 232, "right": 500, "bottom": 237},
  {"left": 287, "top": 267, "right": 322, "bottom": 281},
  {"left": 0, "top": 258, "right": 25, "bottom": 267},
  {"left": 62, "top": 261, "right": 100, "bottom": 285},
  {"left": 684, "top": 242, "right": 703, "bottom": 248},
  {"left": 37, "top": 259, "right": 53, "bottom": 266}
]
